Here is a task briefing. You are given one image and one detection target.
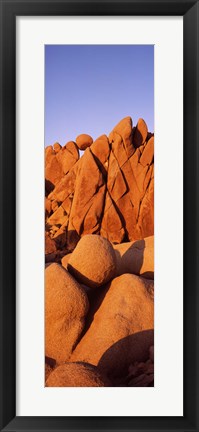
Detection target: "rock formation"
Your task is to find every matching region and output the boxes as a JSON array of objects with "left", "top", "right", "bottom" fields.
[
  {"left": 45, "top": 117, "right": 154, "bottom": 255},
  {"left": 45, "top": 116, "right": 154, "bottom": 387}
]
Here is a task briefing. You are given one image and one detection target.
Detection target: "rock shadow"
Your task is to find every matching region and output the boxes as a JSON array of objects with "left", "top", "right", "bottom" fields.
[
  {"left": 98, "top": 329, "right": 154, "bottom": 381},
  {"left": 114, "top": 239, "right": 145, "bottom": 276},
  {"left": 45, "top": 179, "right": 54, "bottom": 195}
]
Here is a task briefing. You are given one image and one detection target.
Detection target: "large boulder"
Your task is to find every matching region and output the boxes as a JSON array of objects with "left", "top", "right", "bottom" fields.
[
  {"left": 45, "top": 263, "right": 89, "bottom": 362},
  {"left": 67, "top": 234, "right": 116, "bottom": 288},
  {"left": 71, "top": 274, "right": 154, "bottom": 378},
  {"left": 114, "top": 236, "right": 154, "bottom": 279},
  {"left": 76, "top": 134, "right": 93, "bottom": 150},
  {"left": 45, "top": 362, "right": 111, "bottom": 387}
]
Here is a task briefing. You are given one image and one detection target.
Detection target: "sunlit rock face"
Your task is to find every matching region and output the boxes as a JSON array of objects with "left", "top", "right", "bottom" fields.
[{"left": 45, "top": 116, "right": 154, "bottom": 255}]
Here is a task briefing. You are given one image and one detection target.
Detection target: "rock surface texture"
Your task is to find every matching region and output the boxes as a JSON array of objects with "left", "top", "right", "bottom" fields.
[
  {"left": 67, "top": 234, "right": 117, "bottom": 288},
  {"left": 45, "top": 362, "right": 111, "bottom": 387},
  {"left": 45, "top": 263, "right": 89, "bottom": 363},
  {"left": 70, "top": 274, "right": 154, "bottom": 378}
]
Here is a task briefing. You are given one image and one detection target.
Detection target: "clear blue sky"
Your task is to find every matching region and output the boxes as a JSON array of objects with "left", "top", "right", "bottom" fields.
[{"left": 45, "top": 45, "right": 154, "bottom": 147}]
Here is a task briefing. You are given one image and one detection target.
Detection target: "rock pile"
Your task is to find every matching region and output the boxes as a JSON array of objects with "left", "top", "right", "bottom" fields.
[
  {"left": 45, "top": 116, "right": 154, "bottom": 387},
  {"left": 45, "top": 117, "right": 154, "bottom": 259}
]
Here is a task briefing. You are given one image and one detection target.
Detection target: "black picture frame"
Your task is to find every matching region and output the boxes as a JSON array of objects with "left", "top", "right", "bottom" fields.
[{"left": 0, "top": 0, "right": 198, "bottom": 431}]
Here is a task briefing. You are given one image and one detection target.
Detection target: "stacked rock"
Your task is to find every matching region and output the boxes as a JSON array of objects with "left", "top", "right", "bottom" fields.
[
  {"left": 45, "top": 117, "right": 154, "bottom": 260},
  {"left": 45, "top": 234, "right": 154, "bottom": 387},
  {"left": 45, "top": 116, "right": 154, "bottom": 387}
]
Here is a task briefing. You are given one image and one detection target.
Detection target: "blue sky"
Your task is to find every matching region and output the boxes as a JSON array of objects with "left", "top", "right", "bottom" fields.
[{"left": 45, "top": 45, "right": 154, "bottom": 147}]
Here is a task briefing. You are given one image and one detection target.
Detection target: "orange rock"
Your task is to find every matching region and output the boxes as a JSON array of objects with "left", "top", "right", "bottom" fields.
[
  {"left": 69, "top": 149, "right": 106, "bottom": 237},
  {"left": 45, "top": 232, "right": 57, "bottom": 255},
  {"left": 133, "top": 118, "right": 148, "bottom": 148},
  {"left": 76, "top": 134, "right": 93, "bottom": 150},
  {"left": 67, "top": 234, "right": 116, "bottom": 288},
  {"left": 45, "top": 154, "right": 63, "bottom": 190},
  {"left": 61, "top": 252, "right": 72, "bottom": 269},
  {"left": 45, "top": 263, "right": 89, "bottom": 362},
  {"left": 109, "top": 116, "right": 134, "bottom": 157},
  {"left": 140, "top": 136, "right": 154, "bottom": 166},
  {"left": 114, "top": 236, "right": 154, "bottom": 279},
  {"left": 45, "top": 362, "right": 111, "bottom": 387},
  {"left": 48, "top": 161, "right": 79, "bottom": 203},
  {"left": 100, "top": 191, "right": 125, "bottom": 243},
  {"left": 71, "top": 274, "right": 154, "bottom": 377},
  {"left": 45, "top": 197, "right": 52, "bottom": 218},
  {"left": 47, "top": 204, "right": 68, "bottom": 228},
  {"left": 45, "top": 145, "right": 54, "bottom": 160},
  {"left": 45, "top": 116, "right": 154, "bottom": 250},
  {"left": 90, "top": 135, "right": 110, "bottom": 168},
  {"left": 101, "top": 117, "right": 154, "bottom": 242},
  {"left": 53, "top": 142, "right": 62, "bottom": 153},
  {"left": 56, "top": 141, "right": 79, "bottom": 175}
]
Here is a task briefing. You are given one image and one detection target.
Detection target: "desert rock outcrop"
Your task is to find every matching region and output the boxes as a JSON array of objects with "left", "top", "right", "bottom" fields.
[
  {"left": 45, "top": 116, "right": 154, "bottom": 387},
  {"left": 45, "top": 116, "right": 154, "bottom": 255}
]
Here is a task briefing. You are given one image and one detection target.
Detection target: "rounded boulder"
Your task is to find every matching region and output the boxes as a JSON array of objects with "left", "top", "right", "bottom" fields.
[
  {"left": 67, "top": 234, "right": 116, "bottom": 288},
  {"left": 114, "top": 236, "right": 154, "bottom": 279},
  {"left": 76, "top": 134, "right": 93, "bottom": 151},
  {"left": 45, "top": 362, "right": 111, "bottom": 387}
]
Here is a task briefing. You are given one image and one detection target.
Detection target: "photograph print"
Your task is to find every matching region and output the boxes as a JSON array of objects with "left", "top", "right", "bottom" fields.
[{"left": 45, "top": 45, "right": 154, "bottom": 387}]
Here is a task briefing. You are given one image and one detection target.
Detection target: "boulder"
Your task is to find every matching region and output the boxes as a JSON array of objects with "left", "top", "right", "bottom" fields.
[
  {"left": 71, "top": 274, "right": 154, "bottom": 378},
  {"left": 45, "top": 362, "right": 111, "bottom": 387},
  {"left": 61, "top": 253, "right": 72, "bottom": 269},
  {"left": 90, "top": 135, "right": 110, "bottom": 169},
  {"left": 67, "top": 234, "right": 116, "bottom": 288},
  {"left": 45, "top": 154, "right": 63, "bottom": 189},
  {"left": 53, "top": 142, "right": 62, "bottom": 153},
  {"left": 56, "top": 141, "right": 79, "bottom": 175},
  {"left": 76, "top": 134, "right": 93, "bottom": 150},
  {"left": 45, "top": 263, "right": 89, "bottom": 362},
  {"left": 68, "top": 150, "right": 106, "bottom": 237},
  {"left": 133, "top": 118, "right": 148, "bottom": 148},
  {"left": 114, "top": 236, "right": 154, "bottom": 279},
  {"left": 140, "top": 136, "right": 154, "bottom": 166},
  {"left": 109, "top": 116, "right": 134, "bottom": 157}
]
